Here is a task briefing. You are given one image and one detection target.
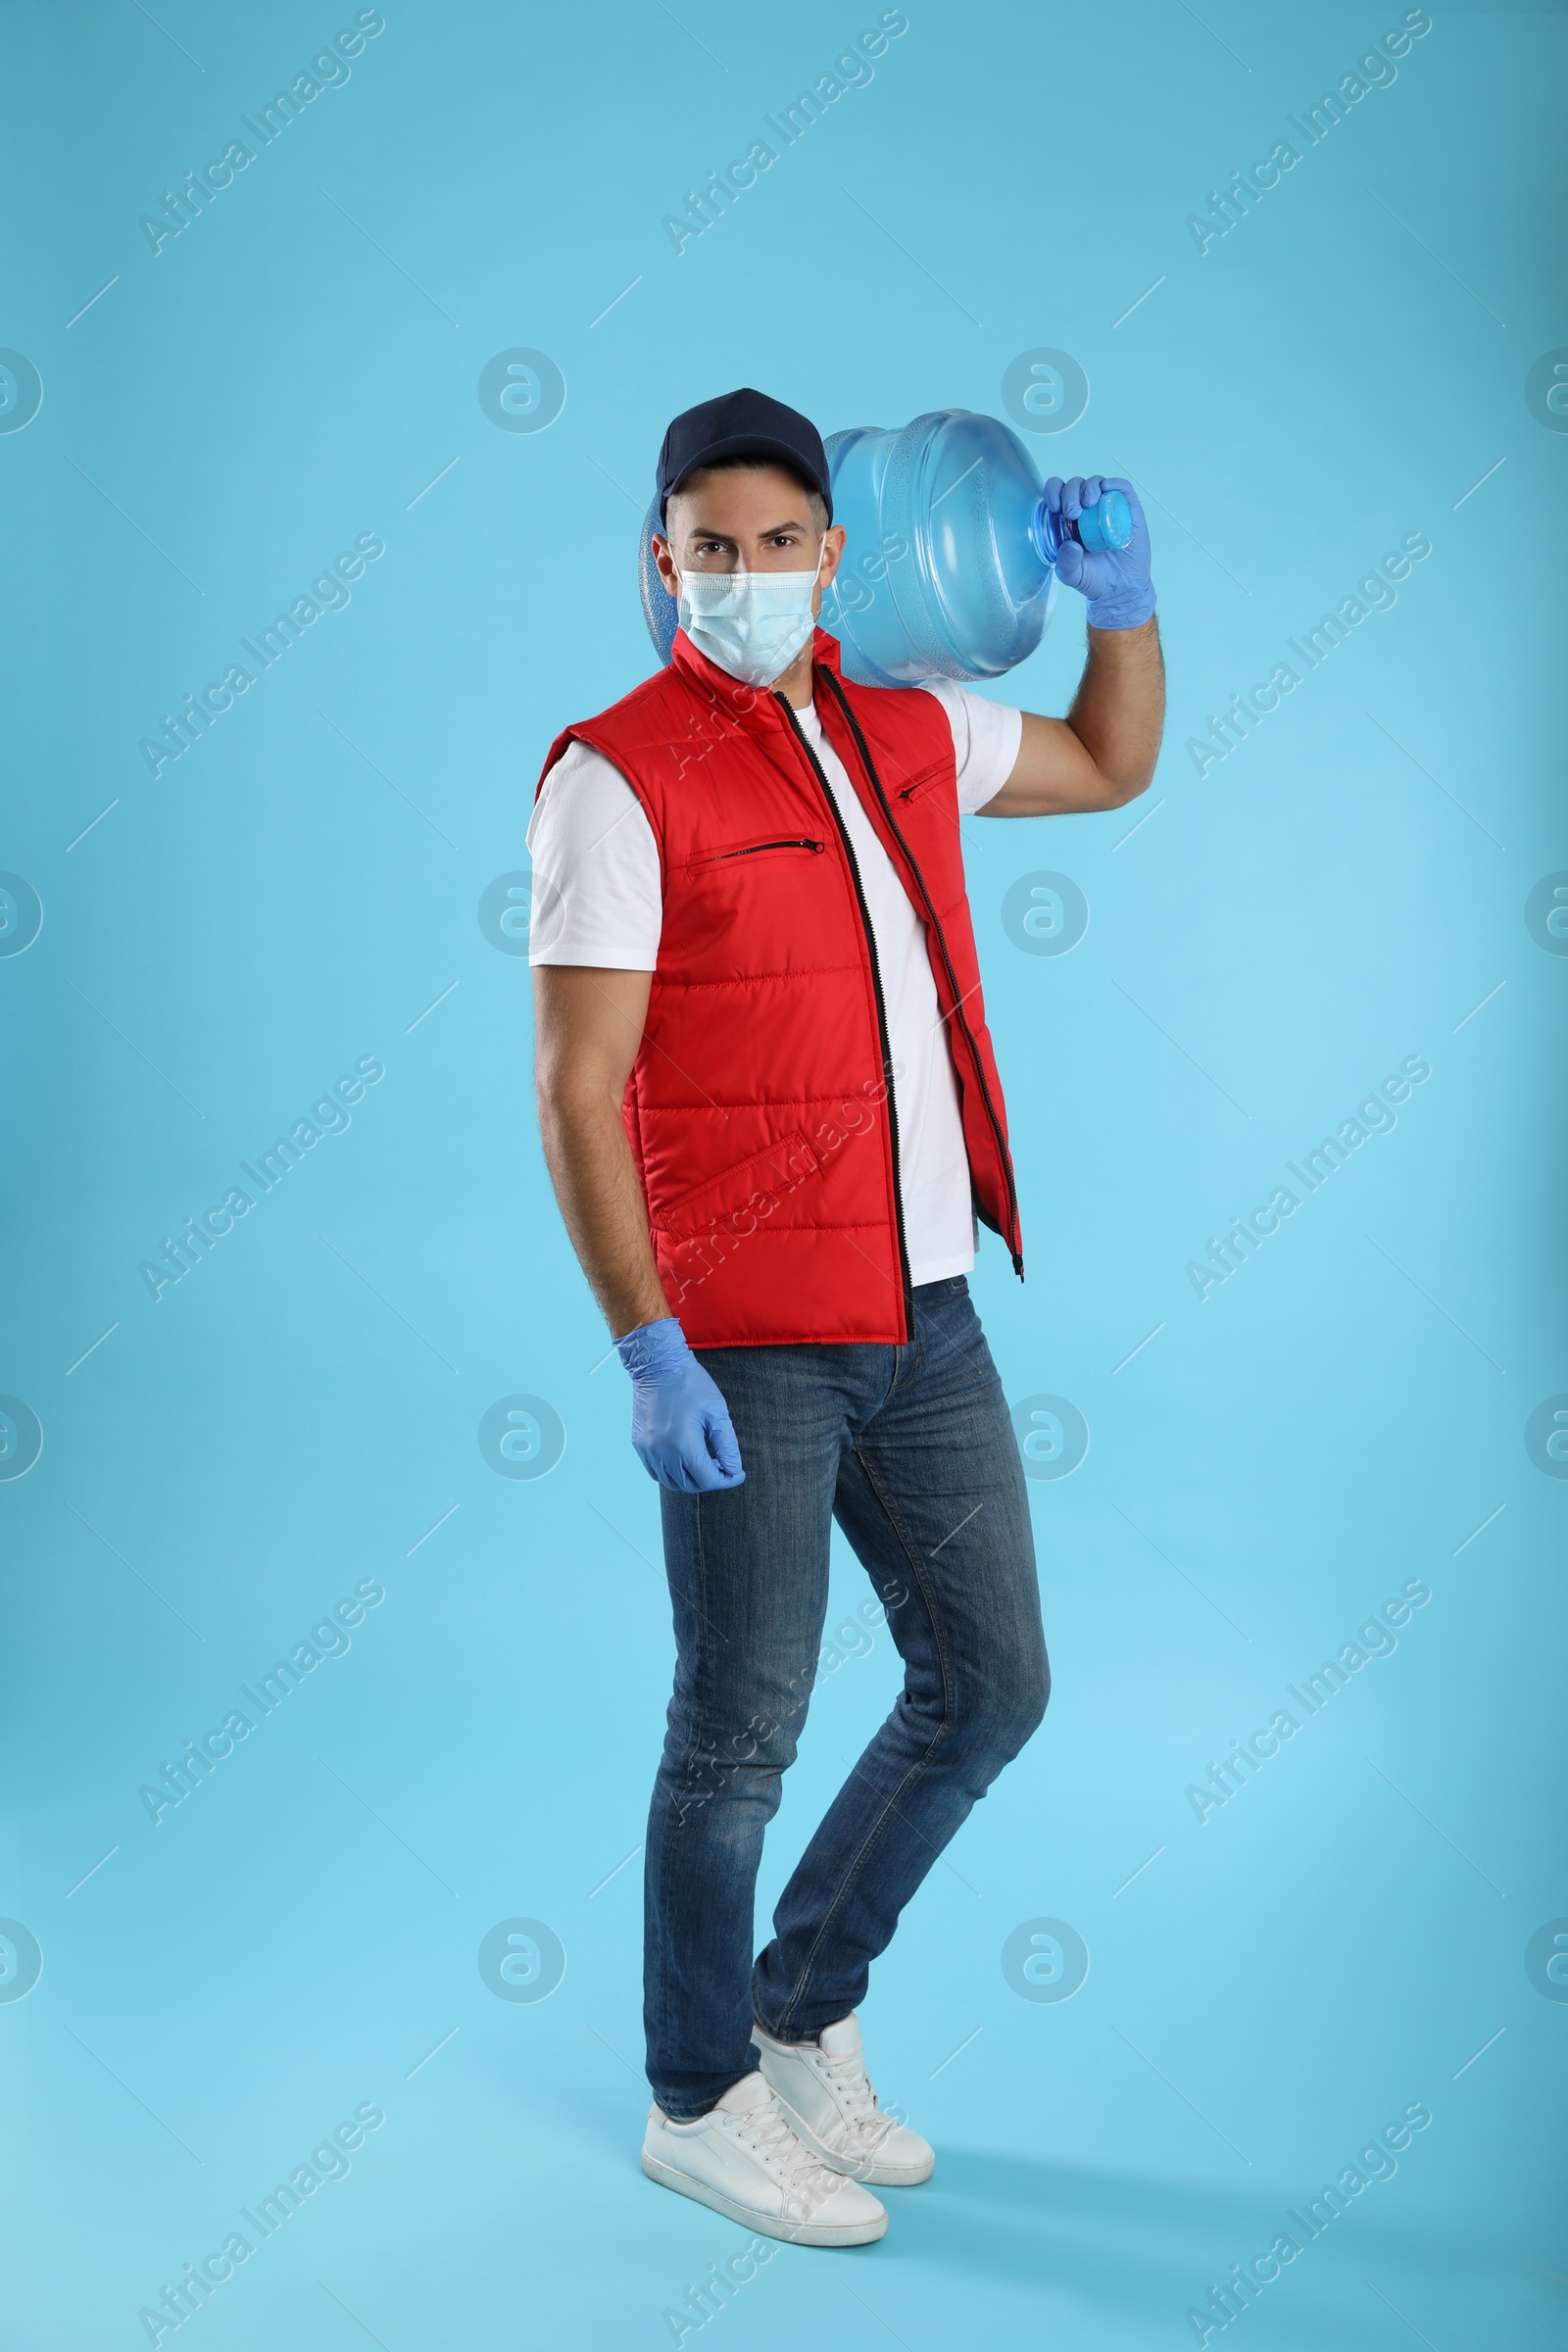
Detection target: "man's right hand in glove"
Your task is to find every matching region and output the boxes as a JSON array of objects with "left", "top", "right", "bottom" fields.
[{"left": 615, "top": 1316, "right": 745, "bottom": 1494}]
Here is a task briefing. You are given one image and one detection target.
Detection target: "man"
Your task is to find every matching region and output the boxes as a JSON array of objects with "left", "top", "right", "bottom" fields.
[{"left": 530, "top": 389, "right": 1162, "bottom": 2247}]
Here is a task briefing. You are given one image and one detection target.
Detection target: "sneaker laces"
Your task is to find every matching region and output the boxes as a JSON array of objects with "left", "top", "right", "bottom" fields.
[
  {"left": 818, "top": 2048, "right": 899, "bottom": 2154},
  {"left": 722, "top": 2090, "right": 844, "bottom": 2215}
]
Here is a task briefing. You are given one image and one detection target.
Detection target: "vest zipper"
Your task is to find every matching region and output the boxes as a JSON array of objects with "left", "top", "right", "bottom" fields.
[
  {"left": 773, "top": 692, "right": 916, "bottom": 1342},
  {"left": 819, "top": 668, "right": 1024, "bottom": 1279},
  {"left": 694, "top": 837, "right": 825, "bottom": 865}
]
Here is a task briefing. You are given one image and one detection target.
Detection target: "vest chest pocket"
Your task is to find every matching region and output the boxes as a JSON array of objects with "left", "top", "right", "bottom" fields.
[
  {"left": 681, "top": 835, "right": 826, "bottom": 871},
  {"left": 892, "top": 760, "right": 951, "bottom": 809}
]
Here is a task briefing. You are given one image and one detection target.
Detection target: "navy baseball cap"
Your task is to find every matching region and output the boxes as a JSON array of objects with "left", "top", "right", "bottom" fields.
[{"left": 656, "top": 388, "right": 832, "bottom": 524}]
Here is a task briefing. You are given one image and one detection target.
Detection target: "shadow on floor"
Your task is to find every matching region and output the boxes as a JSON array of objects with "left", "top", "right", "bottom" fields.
[{"left": 856, "top": 2145, "right": 1548, "bottom": 2346}]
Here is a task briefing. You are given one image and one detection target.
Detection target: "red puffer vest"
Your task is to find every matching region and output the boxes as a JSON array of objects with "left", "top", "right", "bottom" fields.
[{"left": 537, "top": 627, "right": 1022, "bottom": 1348}]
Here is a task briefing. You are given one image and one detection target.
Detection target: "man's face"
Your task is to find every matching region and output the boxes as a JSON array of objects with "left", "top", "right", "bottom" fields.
[{"left": 654, "top": 464, "right": 845, "bottom": 610}]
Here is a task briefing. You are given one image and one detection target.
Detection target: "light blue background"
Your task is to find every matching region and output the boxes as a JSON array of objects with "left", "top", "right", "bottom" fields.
[{"left": 2, "top": 3, "right": 1563, "bottom": 2345}]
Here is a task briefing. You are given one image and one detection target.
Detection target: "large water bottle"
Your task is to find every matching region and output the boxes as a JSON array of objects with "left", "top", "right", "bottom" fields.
[{"left": 637, "top": 409, "right": 1131, "bottom": 686}]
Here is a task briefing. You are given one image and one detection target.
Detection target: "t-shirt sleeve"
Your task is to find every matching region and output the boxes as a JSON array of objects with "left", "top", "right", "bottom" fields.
[
  {"left": 525, "top": 741, "right": 663, "bottom": 968},
  {"left": 917, "top": 677, "right": 1024, "bottom": 816}
]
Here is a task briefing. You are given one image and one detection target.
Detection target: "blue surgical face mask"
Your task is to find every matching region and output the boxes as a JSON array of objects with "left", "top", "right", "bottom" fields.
[{"left": 676, "top": 541, "right": 826, "bottom": 688}]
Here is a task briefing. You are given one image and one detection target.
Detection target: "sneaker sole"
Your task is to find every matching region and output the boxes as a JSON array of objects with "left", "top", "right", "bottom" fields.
[
  {"left": 640, "top": 2149, "right": 888, "bottom": 2245},
  {"left": 763, "top": 2087, "right": 935, "bottom": 2187}
]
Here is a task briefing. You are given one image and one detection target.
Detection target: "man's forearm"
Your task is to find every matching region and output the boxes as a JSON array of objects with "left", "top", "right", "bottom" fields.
[
  {"left": 1067, "top": 615, "right": 1165, "bottom": 800},
  {"left": 536, "top": 1081, "right": 671, "bottom": 1339}
]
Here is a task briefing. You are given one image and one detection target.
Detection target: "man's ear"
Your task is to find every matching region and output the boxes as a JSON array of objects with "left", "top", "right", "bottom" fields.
[
  {"left": 811, "top": 525, "right": 846, "bottom": 617},
  {"left": 653, "top": 532, "right": 679, "bottom": 599}
]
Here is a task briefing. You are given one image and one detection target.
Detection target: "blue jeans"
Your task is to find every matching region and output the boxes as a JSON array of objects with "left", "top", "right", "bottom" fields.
[{"left": 644, "top": 1277, "right": 1050, "bottom": 2120}]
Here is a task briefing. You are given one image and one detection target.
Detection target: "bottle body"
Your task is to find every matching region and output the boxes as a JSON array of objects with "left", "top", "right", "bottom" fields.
[
  {"left": 639, "top": 497, "right": 678, "bottom": 668},
  {"left": 823, "top": 411, "right": 1056, "bottom": 686}
]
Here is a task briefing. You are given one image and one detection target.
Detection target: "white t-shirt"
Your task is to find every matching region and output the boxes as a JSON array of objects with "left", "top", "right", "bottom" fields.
[{"left": 527, "top": 678, "right": 1021, "bottom": 1286}]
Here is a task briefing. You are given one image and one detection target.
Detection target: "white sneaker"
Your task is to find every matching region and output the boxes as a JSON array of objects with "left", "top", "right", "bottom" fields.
[
  {"left": 641, "top": 2069, "right": 887, "bottom": 2246},
  {"left": 752, "top": 2013, "right": 935, "bottom": 2186}
]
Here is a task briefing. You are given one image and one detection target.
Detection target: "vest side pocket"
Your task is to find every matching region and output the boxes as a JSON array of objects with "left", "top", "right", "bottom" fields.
[{"left": 651, "top": 1128, "right": 822, "bottom": 1241}]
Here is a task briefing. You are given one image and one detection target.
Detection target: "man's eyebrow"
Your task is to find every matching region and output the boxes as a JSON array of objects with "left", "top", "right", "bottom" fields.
[{"left": 682, "top": 514, "right": 811, "bottom": 543}]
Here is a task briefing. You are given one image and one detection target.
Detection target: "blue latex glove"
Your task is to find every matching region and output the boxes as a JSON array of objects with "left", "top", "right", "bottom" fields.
[
  {"left": 1043, "top": 474, "right": 1156, "bottom": 630},
  {"left": 615, "top": 1316, "right": 745, "bottom": 1494}
]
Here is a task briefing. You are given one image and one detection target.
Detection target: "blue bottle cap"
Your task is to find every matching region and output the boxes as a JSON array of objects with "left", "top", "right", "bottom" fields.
[{"left": 1081, "top": 487, "right": 1132, "bottom": 553}]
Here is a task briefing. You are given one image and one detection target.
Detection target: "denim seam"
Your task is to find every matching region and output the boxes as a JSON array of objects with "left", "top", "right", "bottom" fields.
[
  {"left": 769, "top": 1440, "right": 956, "bottom": 2040},
  {"left": 651, "top": 1490, "right": 716, "bottom": 2099}
]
